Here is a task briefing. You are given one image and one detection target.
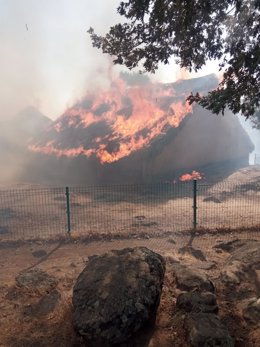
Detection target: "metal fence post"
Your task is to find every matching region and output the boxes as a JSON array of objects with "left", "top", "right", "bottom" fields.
[
  {"left": 65, "top": 186, "right": 71, "bottom": 234},
  {"left": 193, "top": 179, "right": 197, "bottom": 229}
]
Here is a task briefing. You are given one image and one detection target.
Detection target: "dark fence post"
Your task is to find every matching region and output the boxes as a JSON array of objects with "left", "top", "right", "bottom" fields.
[
  {"left": 193, "top": 179, "right": 197, "bottom": 229},
  {"left": 65, "top": 186, "right": 71, "bottom": 234}
]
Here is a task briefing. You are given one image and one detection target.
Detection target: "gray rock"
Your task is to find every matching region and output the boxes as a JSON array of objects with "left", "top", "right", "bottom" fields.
[
  {"left": 72, "top": 247, "right": 165, "bottom": 347},
  {"left": 242, "top": 297, "right": 260, "bottom": 325},
  {"left": 186, "top": 313, "right": 234, "bottom": 347},
  {"left": 177, "top": 291, "right": 218, "bottom": 314},
  {"left": 174, "top": 264, "right": 215, "bottom": 293},
  {"left": 220, "top": 260, "right": 245, "bottom": 285},
  {"left": 219, "top": 240, "right": 260, "bottom": 287}
]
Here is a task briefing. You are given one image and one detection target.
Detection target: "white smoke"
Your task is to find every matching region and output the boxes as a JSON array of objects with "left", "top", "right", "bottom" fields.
[
  {"left": 0, "top": 0, "right": 121, "bottom": 120},
  {"left": 239, "top": 117, "right": 260, "bottom": 164}
]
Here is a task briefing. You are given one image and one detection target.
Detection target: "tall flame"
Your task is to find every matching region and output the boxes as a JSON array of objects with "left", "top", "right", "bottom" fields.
[{"left": 30, "top": 77, "right": 193, "bottom": 164}]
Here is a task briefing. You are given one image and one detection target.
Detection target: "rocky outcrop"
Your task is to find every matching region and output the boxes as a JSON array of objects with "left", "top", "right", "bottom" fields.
[
  {"left": 216, "top": 239, "right": 260, "bottom": 342},
  {"left": 219, "top": 240, "right": 260, "bottom": 286},
  {"left": 72, "top": 247, "right": 165, "bottom": 346},
  {"left": 173, "top": 263, "right": 234, "bottom": 346}
]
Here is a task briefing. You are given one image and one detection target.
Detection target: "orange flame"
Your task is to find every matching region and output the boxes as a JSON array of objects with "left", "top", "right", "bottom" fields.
[
  {"left": 179, "top": 170, "right": 203, "bottom": 181},
  {"left": 30, "top": 77, "right": 193, "bottom": 164}
]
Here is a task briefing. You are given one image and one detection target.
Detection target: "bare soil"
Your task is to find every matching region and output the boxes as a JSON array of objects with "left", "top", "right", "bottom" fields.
[
  {"left": 0, "top": 166, "right": 259, "bottom": 346},
  {"left": 0, "top": 228, "right": 259, "bottom": 347}
]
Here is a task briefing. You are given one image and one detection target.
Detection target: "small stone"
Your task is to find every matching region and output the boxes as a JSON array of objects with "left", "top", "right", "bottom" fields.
[
  {"left": 203, "top": 196, "right": 221, "bottom": 203},
  {"left": 32, "top": 249, "right": 47, "bottom": 258},
  {"left": 196, "top": 261, "right": 216, "bottom": 270},
  {"left": 185, "top": 313, "right": 234, "bottom": 347},
  {"left": 177, "top": 291, "right": 218, "bottom": 314},
  {"left": 243, "top": 297, "right": 260, "bottom": 324},
  {"left": 174, "top": 264, "right": 215, "bottom": 293},
  {"left": 220, "top": 260, "right": 245, "bottom": 285},
  {"left": 167, "top": 238, "right": 176, "bottom": 244}
]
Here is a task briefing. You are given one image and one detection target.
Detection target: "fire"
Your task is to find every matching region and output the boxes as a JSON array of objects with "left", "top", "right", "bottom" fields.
[
  {"left": 179, "top": 170, "right": 203, "bottom": 181},
  {"left": 30, "top": 77, "right": 193, "bottom": 164}
]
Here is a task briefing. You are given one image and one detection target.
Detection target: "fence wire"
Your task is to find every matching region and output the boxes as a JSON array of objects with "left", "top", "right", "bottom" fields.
[
  {"left": 197, "top": 180, "right": 260, "bottom": 229},
  {"left": 0, "top": 180, "right": 259, "bottom": 241},
  {"left": 69, "top": 183, "right": 192, "bottom": 237},
  {"left": 0, "top": 187, "right": 65, "bottom": 239}
]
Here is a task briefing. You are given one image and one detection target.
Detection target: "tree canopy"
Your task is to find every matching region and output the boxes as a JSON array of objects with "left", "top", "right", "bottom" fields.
[{"left": 88, "top": 0, "right": 260, "bottom": 127}]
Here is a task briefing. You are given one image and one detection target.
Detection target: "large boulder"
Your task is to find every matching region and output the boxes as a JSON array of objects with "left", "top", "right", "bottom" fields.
[{"left": 72, "top": 247, "right": 166, "bottom": 346}]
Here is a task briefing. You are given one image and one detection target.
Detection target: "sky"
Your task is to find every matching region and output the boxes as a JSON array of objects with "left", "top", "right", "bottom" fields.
[{"left": 0, "top": 0, "right": 259, "bottom": 158}]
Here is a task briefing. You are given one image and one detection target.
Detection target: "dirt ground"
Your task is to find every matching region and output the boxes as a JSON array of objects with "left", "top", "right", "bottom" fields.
[
  {"left": 0, "top": 228, "right": 259, "bottom": 347},
  {"left": 0, "top": 166, "right": 259, "bottom": 346}
]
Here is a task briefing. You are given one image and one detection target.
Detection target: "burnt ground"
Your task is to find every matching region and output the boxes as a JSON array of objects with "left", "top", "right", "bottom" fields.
[{"left": 0, "top": 228, "right": 259, "bottom": 347}]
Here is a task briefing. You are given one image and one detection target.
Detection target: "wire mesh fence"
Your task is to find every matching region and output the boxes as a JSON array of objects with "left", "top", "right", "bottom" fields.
[
  {"left": 0, "top": 179, "right": 259, "bottom": 241},
  {"left": 69, "top": 183, "right": 193, "bottom": 237},
  {"left": 0, "top": 187, "right": 65, "bottom": 239},
  {"left": 197, "top": 180, "right": 260, "bottom": 229}
]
